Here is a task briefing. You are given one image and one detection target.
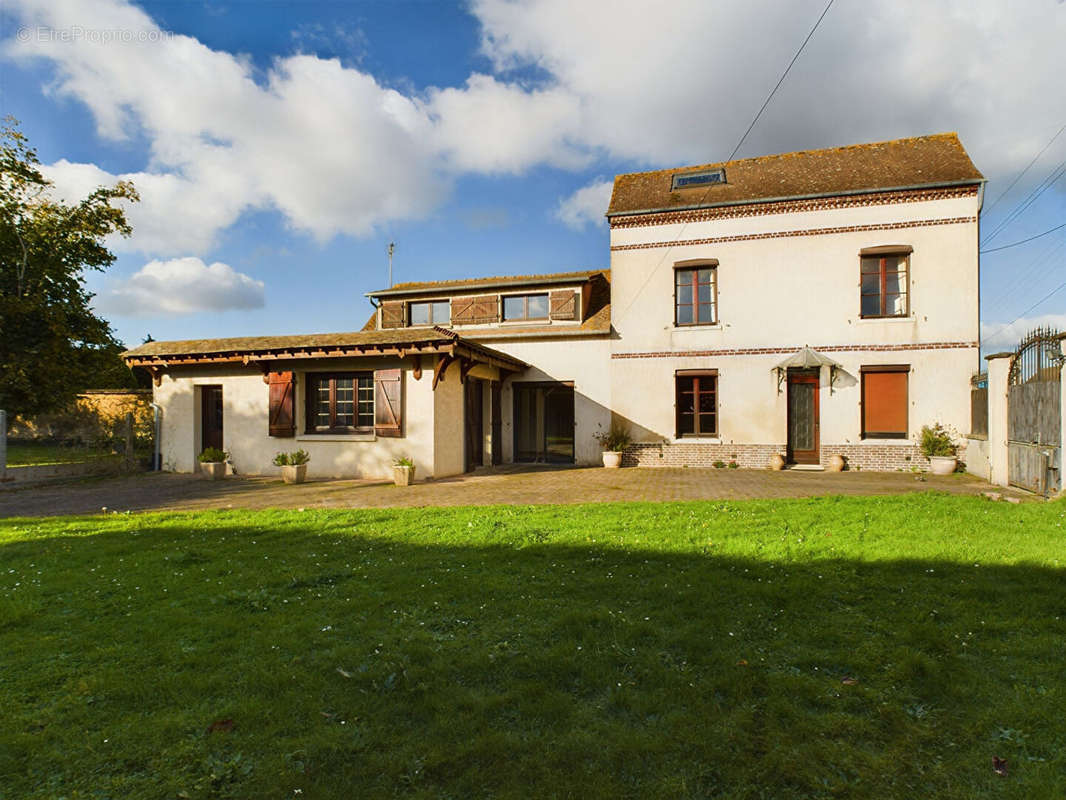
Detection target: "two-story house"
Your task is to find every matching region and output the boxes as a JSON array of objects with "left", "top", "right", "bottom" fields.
[{"left": 124, "top": 133, "right": 983, "bottom": 478}]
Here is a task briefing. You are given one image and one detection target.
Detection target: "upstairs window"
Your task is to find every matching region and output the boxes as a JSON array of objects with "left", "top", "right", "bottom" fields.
[
  {"left": 502, "top": 293, "right": 549, "bottom": 321},
  {"left": 409, "top": 300, "right": 450, "bottom": 326},
  {"left": 860, "top": 248, "right": 910, "bottom": 318},
  {"left": 675, "top": 264, "right": 717, "bottom": 326},
  {"left": 676, "top": 371, "right": 718, "bottom": 437},
  {"left": 306, "top": 373, "right": 374, "bottom": 434}
]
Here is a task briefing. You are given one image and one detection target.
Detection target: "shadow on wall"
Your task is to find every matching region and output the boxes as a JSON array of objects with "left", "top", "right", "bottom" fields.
[{"left": 1, "top": 507, "right": 1062, "bottom": 797}]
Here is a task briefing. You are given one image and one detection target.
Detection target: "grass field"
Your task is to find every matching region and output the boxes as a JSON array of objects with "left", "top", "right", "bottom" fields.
[
  {"left": 1, "top": 495, "right": 1063, "bottom": 798},
  {"left": 5, "top": 442, "right": 118, "bottom": 467}
]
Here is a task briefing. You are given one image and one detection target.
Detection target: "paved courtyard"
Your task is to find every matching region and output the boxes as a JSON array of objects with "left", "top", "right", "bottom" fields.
[{"left": 0, "top": 465, "right": 1023, "bottom": 517}]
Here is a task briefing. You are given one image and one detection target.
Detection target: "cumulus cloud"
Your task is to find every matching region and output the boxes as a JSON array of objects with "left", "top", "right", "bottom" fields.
[
  {"left": 6, "top": 0, "right": 1066, "bottom": 259},
  {"left": 556, "top": 179, "right": 613, "bottom": 230},
  {"left": 981, "top": 313, "right": 1066, "bottom": 353},
  {"left": 98, "top": 257, "right": 265, "bottom": 315}
]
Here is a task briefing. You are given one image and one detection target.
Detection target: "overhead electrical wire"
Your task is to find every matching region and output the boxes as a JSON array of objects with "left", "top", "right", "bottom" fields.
[
  {"left": 981, "top": 159, "right": 1066, "bottom": 245},
  {"left": 614, "top": 0, "right": 836, "bottom": 325},
  {"left": 981, "top": 124, "right": 1066, "bottom": 219},
  {"left": 980, "top": 222, "right": 1066, "bottom": 254}
]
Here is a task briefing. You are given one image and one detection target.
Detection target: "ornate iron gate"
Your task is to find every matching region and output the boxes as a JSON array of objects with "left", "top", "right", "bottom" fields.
[{"left": 1007, "top": 327, "right": 1062, "bottom": 494}]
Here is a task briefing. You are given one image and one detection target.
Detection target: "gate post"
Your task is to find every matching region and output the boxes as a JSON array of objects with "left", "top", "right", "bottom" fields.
[
  {"left": 986, "top": 352, "right": 1011, "bottom": 487},
  {"left": 1060, "top": 335, "right": 1066, "bottom": 482}
]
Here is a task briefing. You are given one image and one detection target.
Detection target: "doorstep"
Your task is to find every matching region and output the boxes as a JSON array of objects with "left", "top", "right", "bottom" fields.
[{"left": 787, "top": 464, "right": 825, "bottom": 472}]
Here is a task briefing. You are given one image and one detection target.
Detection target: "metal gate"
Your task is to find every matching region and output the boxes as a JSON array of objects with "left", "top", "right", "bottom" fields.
[{"left": 1007, "top": 327, "right": 1062, "bottom": 494}]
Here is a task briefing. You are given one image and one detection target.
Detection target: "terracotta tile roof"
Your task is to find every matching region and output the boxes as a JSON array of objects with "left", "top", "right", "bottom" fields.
[
  {"left": 368, "top": 268, "right": 601, "bottom": 298},
  {"left": 123, "top": 328, "right": 457, "bottom": 360},
  {"left": 607, "top": 133, "right": 984, "bottom": 217}
]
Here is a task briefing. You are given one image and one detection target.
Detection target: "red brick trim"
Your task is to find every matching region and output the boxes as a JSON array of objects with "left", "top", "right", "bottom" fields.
[
  {"left": 612, "top": 341, "right": 978, "bottom": 360},
  {"left": 608, "top": 185, "right": 979, "bottom": 230},
  {"left": 610, "top": 216, "right": 976, "bottom": 252}
]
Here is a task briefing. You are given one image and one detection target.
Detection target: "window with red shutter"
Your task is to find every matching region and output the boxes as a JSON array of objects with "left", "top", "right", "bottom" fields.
[{"left": 861, "top": 366, "right": 909, "bottom": 438}]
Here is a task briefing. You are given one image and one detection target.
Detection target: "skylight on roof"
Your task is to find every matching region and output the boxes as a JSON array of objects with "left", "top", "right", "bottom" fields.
[{"left": 671, "top": 168, "right": 726, "bottom": 191}]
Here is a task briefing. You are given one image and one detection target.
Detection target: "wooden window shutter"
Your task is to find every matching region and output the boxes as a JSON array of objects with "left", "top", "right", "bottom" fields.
[
  {"left": 451, "top": 296, "right": 476, "bottom": 323},
  {"left": 268, "top": 371, "right": 296, "bottom": 437},
  {"left": 380, "top": 301, "right": 406, "bottom": 329},
  {"left": 549, "top": 290, "right": 577, "bottom": 321},
  {"left": 862, "top": 369, "right": 908, "bottom": 436},
  {"left": 374, "top": 369, "right": 403, "bottom": 437}
]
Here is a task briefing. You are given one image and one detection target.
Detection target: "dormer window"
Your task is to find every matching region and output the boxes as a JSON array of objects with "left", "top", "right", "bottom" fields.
[
  {"left": 409, "top": 300, "right": 450, "bottom": 326},
  {"left": 502, "top": 293, "right": 549, "bottom": 321}
]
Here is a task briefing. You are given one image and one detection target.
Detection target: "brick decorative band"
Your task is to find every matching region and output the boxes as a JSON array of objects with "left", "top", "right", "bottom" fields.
[
  {"left": 610, "top": 216, "right": 976, "bottom": 252},
  {"left": 623, "top": 441, "right": 967, "bottom": 473},
  {"left": 608, "top": 185, "right": 979, "bottom": 230},
  {"left": 612, "top": 341, "right": 979, "bottom": 360}
]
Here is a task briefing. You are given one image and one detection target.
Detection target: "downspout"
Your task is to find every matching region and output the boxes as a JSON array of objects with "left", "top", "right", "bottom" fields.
[{"left": 150, "top": 403, "right": 162, "bottom": 470}]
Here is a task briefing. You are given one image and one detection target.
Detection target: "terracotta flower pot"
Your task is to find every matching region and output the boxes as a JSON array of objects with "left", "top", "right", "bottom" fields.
[
  {"left": 768, "top": 453, "right": 786, "bottom": 471},
  {"left": 602, "top": 451, "right": 623, "bottom": 468},
  {"left": 281, "top": 464, "right": 307, "bottom": 484},
  {"left": 928, "top": 456, "right": 957, "bottom": 475},
  {"left": 201, "top": 461, "right": 225, "bottom": 480},
  {"left": 393, "top": 465, "right": 415, "bottom": 486},
  {"left": 827, "top": 454, "right": 845, "bottom": 472}
]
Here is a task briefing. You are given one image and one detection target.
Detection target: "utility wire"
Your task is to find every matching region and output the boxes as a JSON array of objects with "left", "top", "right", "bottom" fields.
[
  {"left": 614, "top": 0, "right": 835, "bottom": 325},
  {"left": 984, "top": 274, "right": 1066, "bottom": 346},
  {"left": 981, "top": 124, "right": 1066, "bottom": 218},
  {"left": 981, "top": 160, "right": 1066, "bottom": 245},
  {"left": 982, "top": 235, "right": 1066, "bottom": 321},
  {"left": 980, "top": 222, "right": 1066, "bottom": 254},
  {"left": 727, "top": 0, "right": 836, "bottom": 162}
]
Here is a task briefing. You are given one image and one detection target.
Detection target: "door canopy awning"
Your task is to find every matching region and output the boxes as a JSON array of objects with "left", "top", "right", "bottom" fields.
[{"left": 772, "top": 346, "right": 843, "bottom": 392}]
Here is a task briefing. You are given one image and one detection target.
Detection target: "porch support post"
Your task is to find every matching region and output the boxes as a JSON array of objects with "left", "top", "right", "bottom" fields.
[{"left": 985, "top": 352, "right": 1011, "bottom": 487}]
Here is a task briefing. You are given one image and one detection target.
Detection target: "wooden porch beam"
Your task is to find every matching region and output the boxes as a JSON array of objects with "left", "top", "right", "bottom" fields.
[{"left": 432, "top": 354, "right": 453, "bottom": 390}]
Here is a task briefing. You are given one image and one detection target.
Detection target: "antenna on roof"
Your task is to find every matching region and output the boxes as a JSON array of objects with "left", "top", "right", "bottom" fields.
[{"left": 387, "top": 242, "right": 395, "bottom": 287}]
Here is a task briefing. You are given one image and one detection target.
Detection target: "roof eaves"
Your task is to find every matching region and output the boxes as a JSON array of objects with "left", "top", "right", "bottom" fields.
[{"left": 605, "top": 179, "right": 986, "bottom": 218}]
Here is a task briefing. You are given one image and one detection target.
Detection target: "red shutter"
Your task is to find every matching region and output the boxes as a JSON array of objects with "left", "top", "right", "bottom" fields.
[
  {"left": 268, "top": 372, "right": 296, "bottom": 437},
  {"left": 374, "top": 369, "right": 403, "bottom": 437},
  {"left": 862, "top": 370, "right": 908, "bottom": 436}
]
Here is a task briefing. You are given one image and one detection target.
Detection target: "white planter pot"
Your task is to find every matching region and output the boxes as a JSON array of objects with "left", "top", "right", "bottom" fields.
[
  {"left": 393, "top": 465, "right": 415, "bottom": 486},
  {"left": 201, "top": 461, "right": 226, "bottom": 480},
  {"left": 602, "top": 451, "right": 623, "bottom": 468},
  {"left": 928, "top": 456, "right": 957, "bottom": 475},
  {"left": 281, "top": 464, "right": 308, "bottom": 484}
]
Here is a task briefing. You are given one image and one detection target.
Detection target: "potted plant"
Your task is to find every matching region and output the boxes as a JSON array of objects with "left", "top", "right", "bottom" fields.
[
  {"left": 198, "top": 447, "right": 228, "bottom": 480},
  {"left": 393, "top": 456, "right": 416, "bottom": 486},
  {"left": 274, "top": 449, "right": 310, "bottom": 484},
  {"left": 594, "top": 426, "right": 632, "bottom": 468},
  {"left": 920, "top": 423, "right": 958, "bottom": 475}
]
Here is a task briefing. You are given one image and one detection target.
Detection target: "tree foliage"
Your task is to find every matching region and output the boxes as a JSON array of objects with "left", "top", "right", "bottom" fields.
[{"left": 0, "top": 117, "right": 141, "bottom": 418}]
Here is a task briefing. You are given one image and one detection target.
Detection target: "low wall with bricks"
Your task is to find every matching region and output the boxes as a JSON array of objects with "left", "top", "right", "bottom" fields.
[{"left": 622, "top": 441, "right": 966, "bottom": 472}]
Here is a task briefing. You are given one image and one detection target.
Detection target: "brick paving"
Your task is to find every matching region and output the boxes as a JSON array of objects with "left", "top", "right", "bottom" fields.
[{"left": 0, "top": 465, "right": 1026, "bottom": 518}]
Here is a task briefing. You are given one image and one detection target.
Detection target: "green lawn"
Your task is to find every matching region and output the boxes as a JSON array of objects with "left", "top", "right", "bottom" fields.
[
  {"left": 5, "top": 442, "right": 118, "bottom": 467},
  {"left": 0, "top": 495, "right": 1063, "bottom": 799}
]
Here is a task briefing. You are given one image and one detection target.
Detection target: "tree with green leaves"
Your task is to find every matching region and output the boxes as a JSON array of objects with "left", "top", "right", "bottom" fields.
[{"left": 0, "top": 117, "right": 141, "bottom": 419}]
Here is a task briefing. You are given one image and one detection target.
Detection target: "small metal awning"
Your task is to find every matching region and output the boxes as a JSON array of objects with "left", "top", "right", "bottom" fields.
[{"left": 772, "top": 346, "right": 843, "bottom": 392}]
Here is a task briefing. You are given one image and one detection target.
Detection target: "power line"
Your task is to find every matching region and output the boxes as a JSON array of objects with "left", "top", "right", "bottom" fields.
[
  {"left": 981, "top": 235, "right": 1066, "bottom": 321},
  {"left": 984, "top": 274, "right": 1066, "bottom": 345},
  {"left": 981, "top": 124, "right": 1066, "bottom": 219},
  {"left": 980, "top": 222, "right": 1066, "bottom": 254},
  {"left": 614, "top": 0, "right": 836, "bottom": 326},
  {"left": 981, "top": 159, "right": 1066, "bottom": 245}
]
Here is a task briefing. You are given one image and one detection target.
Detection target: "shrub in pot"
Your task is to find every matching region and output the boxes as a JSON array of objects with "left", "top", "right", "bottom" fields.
[
  {"left": 594, "top": 426, "right": 632, "bottom": 468},
  {"left": 198, "top": 447, "right": 228, "bottom": 480},
  {"left": 274, "top": 449, "right": 310, "bottom": 484},
  {"left": 920, "top": 423, "right": 958, "bottom": 475},
  {"left": 393, "top": 456, "right": 416, "bottom": 486}
]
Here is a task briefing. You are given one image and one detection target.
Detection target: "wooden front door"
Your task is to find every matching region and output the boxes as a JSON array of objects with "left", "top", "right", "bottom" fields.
[
  {"left": 464, "top": 378, "right": 484, "bottom": 472},
  {"left": 787, "top": 372, "right": 819, "bottom": 464},
  {"left": 201, "top": 385, "right": 224, "bottom": 453}
]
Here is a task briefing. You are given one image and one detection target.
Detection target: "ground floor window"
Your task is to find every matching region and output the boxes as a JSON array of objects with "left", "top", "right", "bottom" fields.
[
  {"left": 513, "top": 382, "right": 574, "bottom": 463},
  {"left": 306, "top": 372, "right": 374, "bottom": 433},
  {"left": 676, "top": 371, "right": 718, "bottom": 437},
  {"left": 861, "top": 365, "right": 909, "bottom": 438}
]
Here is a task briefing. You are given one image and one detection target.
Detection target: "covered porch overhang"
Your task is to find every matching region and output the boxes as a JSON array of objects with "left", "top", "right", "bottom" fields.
[{"left": 123, "top": 326, "right": 528, "bottom": 388}]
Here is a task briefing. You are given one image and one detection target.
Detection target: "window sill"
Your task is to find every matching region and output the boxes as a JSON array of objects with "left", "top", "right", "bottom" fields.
[
  {"left": 673, "top": 437, "right": 722, "bottom": 444},
  {"left": 859, "top": 436, "right": 910, "bottom": 443},
  {"left": 297, "top": 434, "right": 377, "bottom": 443},
  {"left": 855, "top": 315, "right": 914, "bottom": 324},
  {"left": 673, "top": 323, "right": 723, "bottom": 331}
]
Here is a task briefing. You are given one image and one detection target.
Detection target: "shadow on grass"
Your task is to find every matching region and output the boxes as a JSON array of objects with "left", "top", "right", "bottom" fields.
[{"left": 0, "top": 505, "right": 1063, "bottom": 799}]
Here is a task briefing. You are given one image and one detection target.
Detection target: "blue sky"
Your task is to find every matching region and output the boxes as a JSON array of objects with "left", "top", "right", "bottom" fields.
[{"left": 2, "top": 0, "right": 1064, "bottom": 351}]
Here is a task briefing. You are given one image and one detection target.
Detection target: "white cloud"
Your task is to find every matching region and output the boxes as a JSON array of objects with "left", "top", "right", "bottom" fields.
[
  {"left": 98, "top": 257, "right": 265, "bottom": 315},
  {"left": 6, "top": 0, "right": 1066, "bottom": 260},
  {"left": 981, "top": 314, "right": 1066, "bottom": 353},
  {"left": 556, "top": 179, "right": 612, "bottom": 230}
]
